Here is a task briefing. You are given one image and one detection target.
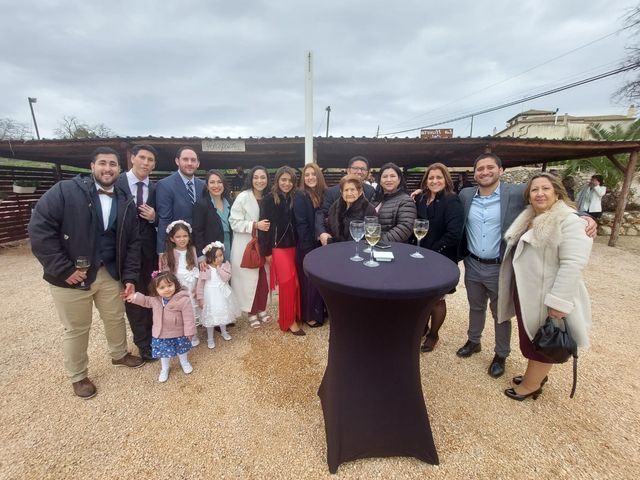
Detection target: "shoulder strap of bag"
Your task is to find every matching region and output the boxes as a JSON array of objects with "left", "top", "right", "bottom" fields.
[{"left": 563, "top": 319, "right": 578, "bottom": 399}]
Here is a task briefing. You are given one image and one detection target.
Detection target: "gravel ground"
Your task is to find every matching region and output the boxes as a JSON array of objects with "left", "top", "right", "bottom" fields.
[{"left": 1, "top": 241, "right": 638, "bottom": 480}]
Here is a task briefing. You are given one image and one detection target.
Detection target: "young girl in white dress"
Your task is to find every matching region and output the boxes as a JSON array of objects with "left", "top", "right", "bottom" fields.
[
  {"left": 160, "top": 220, "right": 201, "bottom": 346},
  {"left": 197, "top": 241, "right": 241, "bottom": 349}
]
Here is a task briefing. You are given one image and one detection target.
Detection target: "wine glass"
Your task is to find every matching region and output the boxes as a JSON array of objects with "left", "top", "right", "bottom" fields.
[
  {"left": 363, "top": 216, "right": 378, "bottom": 254},
  {"left": 363, "top": 223, "right": 381, "bottom": 268},
  {"left": 75, "top": 256, "right": 91, "bottom": 289},
  {"left": 349, "top": 220, "right": 365, "bottom": 262},
  {"left": 411, "top": 219, "right": 429, "bottom": 258}
]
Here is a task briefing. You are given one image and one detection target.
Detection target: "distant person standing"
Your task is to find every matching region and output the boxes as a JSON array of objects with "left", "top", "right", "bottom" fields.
[
  {"left": 115, "top": 144, "right": 158, "bottom": 362},
  {"left": 28, "top": 147, "right": 144, "bottom": 399},
  {"left": 156, "top": 146, "right": 205, "bottom": 253},
  {"left": 231, "top": 166, "right": 246, "bottom": 197},
  {"left": 576, "top": 175, "right": 606, "bottom": 218}
]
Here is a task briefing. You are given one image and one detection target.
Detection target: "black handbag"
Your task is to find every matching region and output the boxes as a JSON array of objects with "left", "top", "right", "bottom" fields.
[{"left": 533, "top": 317, "right": 579, "bottom": 398}]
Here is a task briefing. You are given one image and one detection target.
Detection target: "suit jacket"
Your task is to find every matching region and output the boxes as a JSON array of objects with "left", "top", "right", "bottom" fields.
[
  {"left": 115, "top": 173, "right": 157, "bottom": 262},
  {"left": 458, "top": 182, "right": 526, "bottom": 260},
  {"left": 156, "top": 171, "right": 205, "bottom": 253}
]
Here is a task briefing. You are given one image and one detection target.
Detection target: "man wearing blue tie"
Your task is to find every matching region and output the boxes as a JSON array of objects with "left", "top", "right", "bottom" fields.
[{"left": 156, "top": 146, "right": 205, "bottom": 254}]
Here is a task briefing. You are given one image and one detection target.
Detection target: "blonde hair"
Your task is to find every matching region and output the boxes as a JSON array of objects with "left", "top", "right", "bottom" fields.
[{"left": 524, "top": 172, "right": 575, "bottom": 208}]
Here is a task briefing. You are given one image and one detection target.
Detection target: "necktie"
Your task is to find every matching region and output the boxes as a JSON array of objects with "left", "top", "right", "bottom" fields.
[
  {"left": 187, "top": 180, "right": 195, "bottom": 204},
  {"left": 136, "top": 181, "right": 144, "bottom": 208},
  {"left": 97, "top": 189, "right": 114, "bottom": 197}
]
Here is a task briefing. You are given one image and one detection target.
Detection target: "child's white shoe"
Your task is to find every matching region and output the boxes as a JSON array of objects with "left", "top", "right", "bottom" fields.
[
  {"left": 180, "top": 361, "right": 193, "bottom": 374},
  {"left": 191, "top": 335, "right": 200, "bottom": 347},
  {"left": 208, "top": 339, "right": 215, "bottom": 349},
  {"left": 158, "top": 368, "right": 170, "bottom": 383},
  {"left": 221, "top": 331, "right": 232, "bottom": 341}
]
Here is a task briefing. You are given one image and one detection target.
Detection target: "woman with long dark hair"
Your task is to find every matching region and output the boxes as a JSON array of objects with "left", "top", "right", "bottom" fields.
[
  {"left": 193, "top": 169, "right": 233, "bottom": 262},
  {"left": 294, "top": 163, "right": 327, "bottom": 327},
  {"left": 414, "top": 163, "right": 464, "bottom": 352},
  {"left": 258, "top": 166, "right": 302, "bottom": 335},
  {"left": 229, "top": 166, "right": 272, "bottom": 328}
]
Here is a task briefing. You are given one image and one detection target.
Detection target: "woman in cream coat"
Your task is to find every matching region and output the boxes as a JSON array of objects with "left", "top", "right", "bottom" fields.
[
  {"left": 498, "top": 172, "right": 592, "bottom": 401},
  {"left": 229, "top": 166, "right": 271, "bottom": 328}
]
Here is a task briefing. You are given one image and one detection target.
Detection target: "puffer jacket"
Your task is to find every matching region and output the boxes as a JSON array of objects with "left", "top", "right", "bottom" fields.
[
  {"left": 130, "top": 289, "right": 196, "bottom": 339},
  {"left": 375, "top": 190, "right": 417, "bottom": 243}
]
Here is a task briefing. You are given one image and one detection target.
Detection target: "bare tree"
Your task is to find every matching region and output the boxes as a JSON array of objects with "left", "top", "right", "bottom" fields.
[
  {"left": 54, "top": 115, "right": 117, "bottom": 139},
  {"left": 0, "top": 117, "right": 32, "bottom": 140},
  {"left": 615, "top": 6, "right": 640, "bottom": 102}
]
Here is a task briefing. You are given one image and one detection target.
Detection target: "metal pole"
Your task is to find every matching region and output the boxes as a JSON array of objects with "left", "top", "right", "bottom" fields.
[
  {"left": 304, "top": 51, "right": 314, "bottom": 165},
  {"left": 28, "top": 97, "right": 40, "bottom": 140},
  {"left": 469, "top": 115, "right": 474, "bottom": 137},
  {"left": 325, "top": 106, "right": 331, "bottom": 137}
]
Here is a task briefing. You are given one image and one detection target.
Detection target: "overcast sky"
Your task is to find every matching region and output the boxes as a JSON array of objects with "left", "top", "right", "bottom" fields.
[{"left": 1, "top": 0, "right": 638, "bottom": 140}]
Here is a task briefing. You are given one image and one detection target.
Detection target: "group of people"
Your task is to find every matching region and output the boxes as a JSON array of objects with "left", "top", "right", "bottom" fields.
[{"left": 28, "top": 144, "right": 596, "bottom": 402}]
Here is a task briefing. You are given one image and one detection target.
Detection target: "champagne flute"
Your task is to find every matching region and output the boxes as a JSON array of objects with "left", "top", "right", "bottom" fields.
[
  {"left": 349, "top": 220, "right": 365, "bottom": 262},
  {"left": 411, "top": 219, "right": 429, "bottom": 258},
  {"left": 363, "top": 216, "right": 378, "bottom": 254},
  {"left": 364, "top": 223, "right": 381, "bottom": 267},
  {"left": 75, "top": 256, "right": 91, "bottom": 289}
]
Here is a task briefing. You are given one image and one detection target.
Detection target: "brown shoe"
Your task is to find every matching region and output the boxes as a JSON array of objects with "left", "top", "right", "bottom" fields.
[
  {"left": 112, "top": 353, "right": 145, "bottom": 368},
  {"left": 72, "top": 377, "right": 97, "bottom": 399}
]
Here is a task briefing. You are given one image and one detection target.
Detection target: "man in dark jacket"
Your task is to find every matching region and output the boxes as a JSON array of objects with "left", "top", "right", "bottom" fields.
[
  {"left": 115, "top": 144, "right": 158, "bottom": 362},
  {"left": 315, "top": 155, "right": 376, "bottom": 246},
  {"left": 28, "top": 147, "right": 144, "bottom": 399}
]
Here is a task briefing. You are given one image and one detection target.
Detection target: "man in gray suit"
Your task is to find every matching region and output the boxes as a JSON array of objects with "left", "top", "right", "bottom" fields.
[
  {"left": 456, "top": 153, "right": 524, "bottom": 378},
  {"left": 456, "top": 153, "right": 596, "bottom": 378}
]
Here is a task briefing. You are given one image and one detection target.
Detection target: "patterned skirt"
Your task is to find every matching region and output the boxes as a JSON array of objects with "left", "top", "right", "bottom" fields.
[{"left": 151, "top": 336, "right": 192, "bottom": 358}]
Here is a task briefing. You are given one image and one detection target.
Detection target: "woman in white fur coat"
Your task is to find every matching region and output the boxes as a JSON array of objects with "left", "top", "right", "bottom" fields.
[{"left": 498, "top": 172, "right": 593, "bottom": 401}]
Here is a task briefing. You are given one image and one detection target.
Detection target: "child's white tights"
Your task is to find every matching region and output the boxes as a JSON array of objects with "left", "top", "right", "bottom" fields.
[
  {"left": 158, "top": 354, "right": 192, "bottom": 382},
  {"left": 207, "top": 325, "right": 231, "bottom": 349}
]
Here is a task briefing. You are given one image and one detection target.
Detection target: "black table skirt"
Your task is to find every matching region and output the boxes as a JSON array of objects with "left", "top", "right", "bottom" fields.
[{"left": 304, "top": 242, "right": 460, "bottom": 473}]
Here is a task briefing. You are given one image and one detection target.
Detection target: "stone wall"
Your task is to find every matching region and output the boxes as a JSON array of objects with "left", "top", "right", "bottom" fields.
[{"left": 597, "top": 212, "right": 640, "bottom": 236}]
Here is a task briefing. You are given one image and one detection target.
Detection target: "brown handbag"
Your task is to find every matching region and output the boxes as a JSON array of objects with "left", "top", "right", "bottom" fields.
[{"left": 241, "top": 225, "right": 265, "bottom": 269}]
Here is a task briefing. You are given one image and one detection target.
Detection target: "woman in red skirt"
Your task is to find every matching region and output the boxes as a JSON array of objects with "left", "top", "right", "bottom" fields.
[{"left": 258, "top": 166, "right": 302, "bottom": 335}]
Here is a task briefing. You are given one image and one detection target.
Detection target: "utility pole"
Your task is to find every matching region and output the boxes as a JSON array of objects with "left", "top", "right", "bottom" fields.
[
  {"left": 304, "top": 51, "right": 313, "bottom": 165},
  {"left": 469, "top": 115, "right": 474, "bottom": 138},
  {"left": 325, "top": 106, "right": 331, "bottom": 137},
  {"left": 28, "top": 97, "right": 40, "bottom": 140}
]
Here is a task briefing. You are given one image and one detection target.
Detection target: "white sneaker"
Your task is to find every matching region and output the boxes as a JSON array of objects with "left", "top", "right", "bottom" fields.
[
  {"left": 191, "top": 335, "right": 200, "bottom": 347},
  {"left": 158, "top": 368, "right": 170, "bottom": 383},
  {"left": 180, "top": 361, "right": 193, "bottom": 374},
  {"left": 221, "top": 331, "right": 232, "bottom": 341},
  {"left": 208, "top": 339, "right": 215, "bottom": 349}
]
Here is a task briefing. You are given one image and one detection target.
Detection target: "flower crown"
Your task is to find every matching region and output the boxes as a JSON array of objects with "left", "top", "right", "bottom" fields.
[
  {"left": 151, "top": 270, "right": 170, "bottom": 279},
  {"left": 202, "top": 241, "right": 224, "bottom": 255},
  {"left": 166, "top": 220, "right": 192, "bottom": 234}
]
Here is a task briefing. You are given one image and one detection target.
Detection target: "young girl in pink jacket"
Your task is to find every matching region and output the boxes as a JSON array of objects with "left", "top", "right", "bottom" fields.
[{"left": 126, "top": 271, "right": 196, "bottom": 383}]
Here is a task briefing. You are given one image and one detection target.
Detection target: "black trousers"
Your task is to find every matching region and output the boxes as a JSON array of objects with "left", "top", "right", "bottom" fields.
[{"left": 125, "top": 249, "right": 155, "bottom": 353}]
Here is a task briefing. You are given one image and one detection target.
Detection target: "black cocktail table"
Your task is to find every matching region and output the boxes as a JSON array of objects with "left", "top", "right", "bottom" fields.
[{"left": 304, "top": 241, "right": 460, "bottom": 473}]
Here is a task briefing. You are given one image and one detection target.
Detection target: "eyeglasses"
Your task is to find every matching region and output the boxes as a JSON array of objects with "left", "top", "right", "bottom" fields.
[{"left": 349, "top": 166, "right": 368, "bottom": 172}]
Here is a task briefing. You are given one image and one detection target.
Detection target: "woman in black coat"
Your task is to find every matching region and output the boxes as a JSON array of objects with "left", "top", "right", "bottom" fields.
[
  {"left": 193, "top": 169, "right": 233, "bottom": 262},
  {"left": 414, "top": 163, "right": 464, "bottom": 352},
  {"left": 293, "top": 163, "right": 328, "bottom": 327},
  {"left": 327, "top": 175, "right": 377, "bottom": 242}
]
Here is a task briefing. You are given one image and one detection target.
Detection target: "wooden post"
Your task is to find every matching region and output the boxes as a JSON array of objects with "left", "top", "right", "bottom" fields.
[{"left": 608, "top": 150, "right": 638, "bottom": 247}]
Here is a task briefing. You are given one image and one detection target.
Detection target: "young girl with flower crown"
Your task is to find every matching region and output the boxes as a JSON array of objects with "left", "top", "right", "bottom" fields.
[
  {"left": 160, "top": 220, "right": 201, "bottom": 346},
  {"left": 196, "top": 241, "right": 241, "bottom": 349},
  {"left": 126, "top": 271, "right": 195, "bottom": 382}
]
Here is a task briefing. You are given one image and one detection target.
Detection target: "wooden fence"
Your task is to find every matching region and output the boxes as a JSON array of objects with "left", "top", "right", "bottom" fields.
[{"left": 0, "top": 164, "right": 468, "bottom": 245}]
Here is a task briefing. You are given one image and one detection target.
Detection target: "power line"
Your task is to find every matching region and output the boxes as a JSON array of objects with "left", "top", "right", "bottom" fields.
[
  {"left": 380, "top": 62, "right": 640, "bottom": 136},
  {"left": 385, "top": 27, "right": 626, "bottom": 130}
]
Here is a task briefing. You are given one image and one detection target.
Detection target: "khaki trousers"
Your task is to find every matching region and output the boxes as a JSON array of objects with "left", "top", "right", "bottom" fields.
[{"left": 49, "top": 267, "right": 128, "bottom": 383}]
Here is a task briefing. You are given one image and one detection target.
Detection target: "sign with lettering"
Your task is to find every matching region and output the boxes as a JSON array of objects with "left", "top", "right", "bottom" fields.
[
  {"left": 202, "top": 140, "right": 246, "bottom": 152},
  {"left": 420, "top": 128, "right": 453, "bottom": 139}
]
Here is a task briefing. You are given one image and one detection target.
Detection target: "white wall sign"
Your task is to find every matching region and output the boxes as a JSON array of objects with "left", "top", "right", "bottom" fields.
[{"left": 202, "top": 140, "right": 246, "bottom": 152}]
